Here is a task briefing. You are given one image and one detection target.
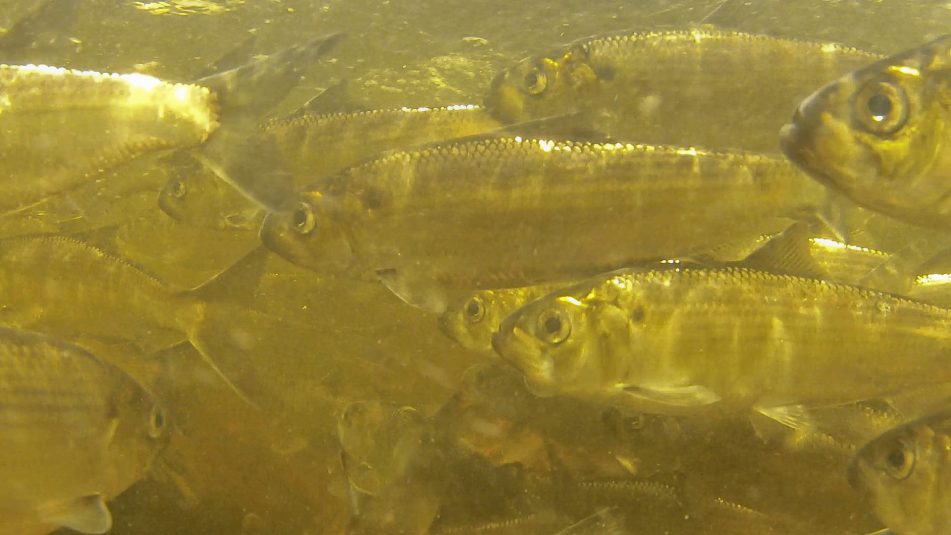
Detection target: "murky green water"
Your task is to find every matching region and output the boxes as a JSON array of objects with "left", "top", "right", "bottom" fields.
[{"left": 2, "top": 1, "right": 951, "bottom": 533}]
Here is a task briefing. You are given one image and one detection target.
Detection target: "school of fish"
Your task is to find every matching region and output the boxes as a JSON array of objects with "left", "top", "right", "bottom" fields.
[{"left": 4, "top": 0, "right": 951, "bottom": 533}]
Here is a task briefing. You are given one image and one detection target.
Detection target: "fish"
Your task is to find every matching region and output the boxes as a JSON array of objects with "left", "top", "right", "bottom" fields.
[
  {"left": 485, "top": 27, "right": 881, "bottom": 152},
  {"left": 0, "top": 33, "right": 343, "bottom": 220},
  {"left": 780, "top": 34, "right": 951, "bottom": 229},
  {"left": 261, "top": 138, "right": 826, "bottom": 312},
  {"left": 742, "top": 222, "right": 916, "bottom": 294},
  {"left": 850, "top": 409, "right": 951, "bottom": 535},
  {"left": 160, "top": 104, "right": 500, "bottom": 230},
  {"left": 0, "top": 64, "right": 217, "bottom": 214},
  {"left": 491, "top": 266, "right": 951, "bottom": 424},
  {"left": 0, "top": 236, "right": 268, "bottom": 403},
  {"left": 0, "top": 326, "right": 168, "bottom": 535},
  {"left": 439, "top": 283, "right": 565, "bottom": 355},
  {"left": 337, "top": 400, "right": 443, "bottom": 534}
]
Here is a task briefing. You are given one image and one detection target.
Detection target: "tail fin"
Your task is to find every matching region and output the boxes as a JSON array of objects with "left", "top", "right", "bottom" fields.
[
  {"left": 198, "top": 33, "right": 345, "bottom": 116},
  {"left": 195, "top": 33, "right": 346, "bottom": 210}
]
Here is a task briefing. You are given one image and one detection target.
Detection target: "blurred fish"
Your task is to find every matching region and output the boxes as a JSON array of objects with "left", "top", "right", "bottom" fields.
[
  {"left": 337, "top": 400, "right": 443, "bottom": 534},
  {"left": 850, "top": 409, "right": 951, "bottom": 535},
  {"left": 188, "top": 32, "right": 346, "bottom": 212},
  {"left": 0, "top": 0, "right": 81, "bottom": 64},
  {"left": 0, "top": 326, "right": 168, "bottom": 535},
  {"left": 261, "top": 139, "right": 825, "bottom": 312},
  {"left": 0, "top": 236, "right": 268, "bottom": 403},
  {"left": 160, "top": 104, "right": 500, "bottom": 230},
  {"left": 0, "top": 64, "right": 217, "bottom": 214},
  {"left": 486, "top": 27, "right": 881, "bottom": 152},
  {"left": 780, "top": 34, "right": 951, "bottom": 229},
  {"left": 743, "top": 222, "right": 919, "bottom": 294},
  {"left": 492, "top": 266, "right": 951, "bottom": 424}
]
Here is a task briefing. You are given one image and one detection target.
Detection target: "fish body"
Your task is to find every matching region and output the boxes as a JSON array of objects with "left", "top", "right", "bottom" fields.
[
  {"left": 781, "top": 34, "right": 951, "bottom": 228},
  {"left": 160, "top": 104, "right": 501, "bottom": 230},
  {"left": 486, "top": 28, "right": 881, "bottom": 152},
  {"left": 0, "top": 326, "right": 167, "bottom": 534},
  {"left": 0, "top": 64, "right": 217, "bottom": 213},
  {"left": 0, "top": 236, "right": 265, "bottom": 403},
  {"left": 492, "top": 267, "right": 951, "bottom": 417},
  {"left": 261, "top": 138, "right": 824, "bottom": 310},
  {"left": 0, "top": 236, "right": 197, "bottom": 352},
  {"left": 851, "top": 410, "right": 951, "bottom": 535}
]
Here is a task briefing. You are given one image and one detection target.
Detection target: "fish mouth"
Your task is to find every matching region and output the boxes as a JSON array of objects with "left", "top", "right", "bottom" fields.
[{"left": 491, "top": 324, "right": 551, "bottom": 381}]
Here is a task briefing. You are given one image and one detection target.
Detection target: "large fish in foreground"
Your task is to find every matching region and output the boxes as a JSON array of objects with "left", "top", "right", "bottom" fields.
[
  {"left": 261, "top": 138, "right": 825, "bottom": 311},
  {"left": 0, "top": 326, "right": 168, "bottom": 535},
  {"left": 486, "top": 27, "right": 881, "bottom": 152},
  {"left": 850, "top": 409, "right": 951, "bottom": 535},
  {"left": 491, "top": 266, "right": 951, "bottom": 424},
  {"left": 780, "top": 34, "right": 951, "bottom": 229}
]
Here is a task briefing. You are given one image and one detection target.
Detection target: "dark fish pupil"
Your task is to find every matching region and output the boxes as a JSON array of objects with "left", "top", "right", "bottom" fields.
[
  {"left": 466, "top": 301, "right": 480, "bottom": 317},
  {"left": 525, "top": 72, "right": 538, "bottom": 88},
  {"left": 293, "top": 209, "right": 309, "bottom": 228},
  {"left": 171, "top": 180, "right": 186, "bottom": 198},
  {"left": 887, "top": 448, "right": 906, "bottom": 470},
  {"left": 867, "top": 93, "right": 893, "bottom": 122},
  {"left": 544, "top": 315, "right": 562, "bottom": 334}
]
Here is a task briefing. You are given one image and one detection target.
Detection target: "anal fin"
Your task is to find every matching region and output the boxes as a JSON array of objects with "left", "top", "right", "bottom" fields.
[{"left": 42, "top": 494, "right": 112, "bottom": 535}]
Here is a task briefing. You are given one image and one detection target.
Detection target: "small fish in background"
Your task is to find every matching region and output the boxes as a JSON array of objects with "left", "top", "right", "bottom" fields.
[
  {"left": 850, "top": 409, "right": 951, "bottom": 535},
  {"left": 0, "top": 0, "right": 81, "bottom": 64},
  {"left": 491, "top": 266, "right": 951, "bottom": 425},
  {"left": 159, "top": 103, "right": 500, "bottom": 231},
  {"left": 485, "top": 28, "right": 881, "bottom": 152},
  {"left": 0, "top": 326, "right": 169, "bottom": 535},
  {"left": 337, "top": 400, "right": 444, "bottom": 534},
  {"left": 260, "top": 138, "right": 824, "bottom": 313},
  {"left": 0, "top": 236, "right": 270, "bottom": 406},
  {"left": 781, "top": 34, "right": 951, "bottom": 229}
]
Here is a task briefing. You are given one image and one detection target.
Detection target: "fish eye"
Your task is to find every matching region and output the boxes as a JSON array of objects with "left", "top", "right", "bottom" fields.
[
  {"left": 523, "top": 67, "right": 548, "bottom": 95},
  {"left": 536, "top": 307, "right": 571, "bottom": 345},
  {"left": 291, "top": 202, "right": 316, "bottom": 235},
  {"left": 463, "top": 296, "right": 486, "bottom": 323},
  {"left": 854, "top": 80, "right": 908, "bottom": 136},
  {"left": 167, "top": 179, "right": 187, "bottom": 199},
  {"left": 148, "top": 405, "right": 167, "bottom": 438},
  {"left": 882, "top": 438, "right": 915, "bottom": 480}
]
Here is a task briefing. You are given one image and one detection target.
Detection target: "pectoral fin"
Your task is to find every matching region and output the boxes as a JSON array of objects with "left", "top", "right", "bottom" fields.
[
  {"left": 376, "top": 269, "right": 447, "bottom": 314},
  {"left": 43, "top": 494, "right": 112, "bottom": 534},
  {"left": 755, "top": 404, "right": 816, "bottom": 431},
  {"left": 621, "top": 383, "right": 720, "bottom": 408}
]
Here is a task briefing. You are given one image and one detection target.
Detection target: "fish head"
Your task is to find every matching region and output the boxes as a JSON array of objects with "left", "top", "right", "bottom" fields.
[
  {"left": 259, "top": 191, "right": 353, "bottom": 273},
  {"left": 103, "top": 380, "right": 171, "bottom": 497},
  {"left": 158, "top": 153, "right": 264, "bottom": 231},
  {"left": 781, "top": 35, "right": 951, "bottom": 226},
  {"left": 850, "top": 413, "right": 951, "bottom": 534},
  {"left": 438, "top": 290, "right": 499, "bottom": 353},
  {"left": 491, "top": 276, "right": 635, "bottom": 397},
  {"left": 485, "top": 45, "right": 599, "bottom": 124},
  {"left": 337, "top": 401, "right": 432, "bottom": 497}
]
